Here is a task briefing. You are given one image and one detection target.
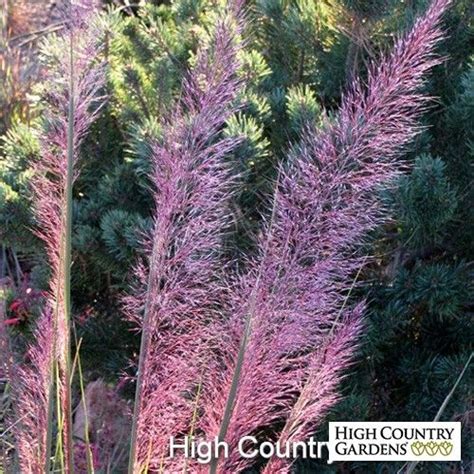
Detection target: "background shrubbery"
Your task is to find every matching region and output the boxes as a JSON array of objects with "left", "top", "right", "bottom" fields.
[{"left": 0, "top": 0, "right": 472, "bottom": 472}]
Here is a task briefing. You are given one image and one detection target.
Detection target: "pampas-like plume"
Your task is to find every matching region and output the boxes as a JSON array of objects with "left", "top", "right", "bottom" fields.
[
  {"left": 12, "top": 1, "right": 106, "bottom": 472},
  {"left": 12, "top": 310, "right": 54, "bottom": 474},
  {"left": 126, "top": 2, "right": 245, "bottom": 472},
  {"left": 200, "top": 0, "right": 452, "bottom": 472}
]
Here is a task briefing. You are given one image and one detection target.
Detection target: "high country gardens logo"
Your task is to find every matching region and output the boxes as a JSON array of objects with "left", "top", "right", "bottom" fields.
[
  {"left": 328, "top": 422, "right": 461, "bottom": 463},
  {"left": 169, "top": 422, "right": 461, "bottom": 464}
]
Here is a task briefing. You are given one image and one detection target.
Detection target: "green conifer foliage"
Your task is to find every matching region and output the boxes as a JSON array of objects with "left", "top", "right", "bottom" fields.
[
  {"left": 0, "top": 122, "right": 40, "bottom": 254},
  {"left": 395, "top": 154, "right": 458, "bottom": 249}
]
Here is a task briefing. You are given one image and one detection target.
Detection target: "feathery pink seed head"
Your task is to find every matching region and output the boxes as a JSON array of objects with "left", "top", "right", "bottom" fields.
[
  {"left": 127, "top": 3, "right": 246, "bottom": 470},
  {"left": 13, "top": 2, "right": 106, "bottom": 470},
  {"left": 11, "top": 309, "right": 54, "bottom": 473},
  {"left": 199, "top": 0, "right": 452, "bottom": 471}
]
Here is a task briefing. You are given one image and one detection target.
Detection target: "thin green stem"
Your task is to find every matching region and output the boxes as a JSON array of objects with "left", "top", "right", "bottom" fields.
[
  {"left": 128, "top": 231, "right": 167, "bottom": 473},
  {"left": 45, "top": 230, "right": 65, "bottom": 472},
  {"left": 401, "top": 352, "right": 473, "bottom": 474},
  {"left": 46, "top": 230, "right": 65, "bottom": 473},
  {"left": 73, "top": 334, "right": 95, "bottom": 474},
  {"left": 127, "top": 290, "right": 154, "bottom": 473},
  {"left": 54, "top": 360, "right": 65, "bottom": 472},
  {"left": 183, "top": 372, "right": 204, "bottom": 474},
  {"left": 209, "top": 171, "right": 281, "bottom": 474},
  {"left": 44, "top": 360, "right": 55, "bottom": 473},
  {"left": 432, "top": 353, "right": 473, "bottom": 422},
  {"left": 61, "top": 14, "right": 75, "bottom": 472}
]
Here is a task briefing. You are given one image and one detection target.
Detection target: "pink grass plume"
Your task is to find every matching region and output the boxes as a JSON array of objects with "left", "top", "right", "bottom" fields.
[
  {"left": 201, "top": 0, "right": 452, "bottom": 472},
  {"left": 125, "top": 1, "right": 246, "bottom": 472},
  {"left": 11, "top": 1, "right": 106, "bottom": 471}
]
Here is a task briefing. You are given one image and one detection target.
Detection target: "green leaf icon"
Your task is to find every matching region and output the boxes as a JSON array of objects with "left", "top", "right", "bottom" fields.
[
  {"left": 438, "top": 441, "right": 453, "bottom": 456},
  {"left": 425, "top": 441, "right": 439, "bottom": 456},
  {"left": 411, "top": 441, "right": 424, "bottom": 456}
]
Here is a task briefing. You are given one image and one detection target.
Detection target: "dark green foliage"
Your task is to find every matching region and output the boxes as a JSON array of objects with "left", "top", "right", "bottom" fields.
[
  {"left": 100, "top": 209, "right": 149, "bottom": 265},
  {"left": 254, "top": 0, "right": 347, "bottom": 101},
  {"left": 394, "top": 155, "right": 457, "bottom": 249},
  {"left": 0, "top": 122, "right": 40, "bottom": 253}
]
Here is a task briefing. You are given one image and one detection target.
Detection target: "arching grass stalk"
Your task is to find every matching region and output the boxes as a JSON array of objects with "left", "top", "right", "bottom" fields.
[
  {"left": 10, "top": 1, "right": 106, "bottom": 471},
  {"left": 125, "top": 1, "right": 245, "bottom": 471},
  {"left": 201, "top": 1, "right": 453, "bottom": 472},
  {"left": 60, "top": 16, "right": 76, "bottom": 470}
]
